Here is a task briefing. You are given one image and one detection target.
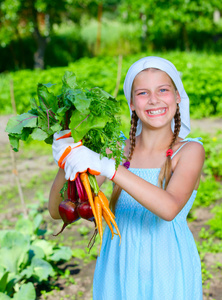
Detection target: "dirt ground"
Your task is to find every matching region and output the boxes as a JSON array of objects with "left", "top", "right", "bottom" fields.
[{"left": 0, "top": 115, "right": 222, "bottom": 300}]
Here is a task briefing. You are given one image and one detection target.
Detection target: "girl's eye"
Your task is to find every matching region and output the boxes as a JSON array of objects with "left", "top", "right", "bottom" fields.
[
  {"left": 160, "top": 88, "right": 167, "bottom": 92},
  {"left": 138, "top": 91, "right": 147, "bottom": 95}
]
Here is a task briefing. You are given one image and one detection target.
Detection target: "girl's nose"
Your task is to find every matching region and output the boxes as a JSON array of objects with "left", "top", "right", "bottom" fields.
[{"left": 148, "top": 92, "right": 159, "bottom": 105}]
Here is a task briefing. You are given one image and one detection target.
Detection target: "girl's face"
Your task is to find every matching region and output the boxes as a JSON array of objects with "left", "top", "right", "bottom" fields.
[{"left": 131, "top": 68, "right": 181, "bottom": 130}]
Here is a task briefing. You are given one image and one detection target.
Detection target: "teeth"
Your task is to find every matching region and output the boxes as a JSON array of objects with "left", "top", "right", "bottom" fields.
[{"left": 148, "top": 108, "right": 166, "bottom": 115}]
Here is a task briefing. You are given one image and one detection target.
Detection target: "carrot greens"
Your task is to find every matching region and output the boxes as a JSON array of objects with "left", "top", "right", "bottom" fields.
[{"left": 6, "top": 71, "right": 125, "bottom": 167}]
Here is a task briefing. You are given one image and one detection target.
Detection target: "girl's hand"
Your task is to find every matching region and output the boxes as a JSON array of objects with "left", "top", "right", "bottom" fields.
[
  {"left": 64, "top": 145, "right": 116, "bottom": 181},
  {"left": 52, "top": 130, "right": 82, "bottom": 167}
]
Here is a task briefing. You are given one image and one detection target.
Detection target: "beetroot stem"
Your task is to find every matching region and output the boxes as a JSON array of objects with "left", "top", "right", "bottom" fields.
[{"left": 53, "top": 223, "right": 68, "bottom": 236}]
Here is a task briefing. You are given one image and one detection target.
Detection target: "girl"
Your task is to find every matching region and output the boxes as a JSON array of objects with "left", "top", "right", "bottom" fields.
[{"left": 49, "top": 56, "right": 205, "bottom": 300}]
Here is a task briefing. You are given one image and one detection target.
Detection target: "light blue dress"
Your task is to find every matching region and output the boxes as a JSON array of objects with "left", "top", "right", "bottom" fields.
[{"left": 93, "top": 138, "right": 203, "bottom": 300}]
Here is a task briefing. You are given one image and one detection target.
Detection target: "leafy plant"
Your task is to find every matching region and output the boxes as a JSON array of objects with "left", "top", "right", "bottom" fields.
[
  {"left": 5, "top": 71, "right": 125, "bottom": 167},
  {"left": 192, "top": 175, "right": 222, "bottom": 209},
  {"left": 207, "top": 205, "right": 222, "bottom": 239},
  {"left": 0, "top": 210, "right": 72, "bottom": 299}
]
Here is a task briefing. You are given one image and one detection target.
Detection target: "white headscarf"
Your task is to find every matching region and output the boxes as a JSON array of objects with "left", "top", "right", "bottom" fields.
[{"left": 123, "top": 56, "right": 190, "bottom": 138}]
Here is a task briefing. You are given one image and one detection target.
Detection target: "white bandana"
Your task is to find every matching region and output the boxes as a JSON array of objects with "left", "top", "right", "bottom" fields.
[{"left": 123, "top": 56, "right": 190, "bottom": 138}]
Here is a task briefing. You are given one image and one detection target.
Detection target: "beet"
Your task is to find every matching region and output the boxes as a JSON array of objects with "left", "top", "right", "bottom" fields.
[
  {"left": 77, "top": 201, "right": 94, "bottom": 221},
  {"left": 75, "top": 174, "right": 88, "bottom": 202},
  {"left": 53, "top": 199, "right": 80, "bottom": 236},
  {"left": 67, "top": 180, "right": 77, "bottom": 203}
]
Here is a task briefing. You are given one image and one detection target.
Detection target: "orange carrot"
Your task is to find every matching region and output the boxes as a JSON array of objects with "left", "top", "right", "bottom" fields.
[
  {"left": 98, "top": 191, "right": 121, "bottom": 245},
  {"left": 102, "top": 210, "right": 115, "bottom": 239},
  {"left": 80, "top": 173, "right": 98, "bottom": 228},
  {"left": 94, "top": 195, "right": 103, "bottom": 253},
  {"left": 98, "top": 190, "right": 115, "bottom": 219}
]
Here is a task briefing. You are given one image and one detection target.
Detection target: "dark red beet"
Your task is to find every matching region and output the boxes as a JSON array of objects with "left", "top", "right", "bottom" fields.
[
  {"left": 67, "top": 180, "right": 77, "bottom": 203},
  {"left": 77, "top": 201, "right": 94, "bottom": 221},
  {"left": 75, "top": 175, "right": 88, "bottom": 202},
  {"left": 53, "top": 199, "right": 80, "bottom": 236}
]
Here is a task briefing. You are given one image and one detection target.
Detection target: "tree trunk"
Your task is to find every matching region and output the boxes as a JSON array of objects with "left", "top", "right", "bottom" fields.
[
  {"left": 33, "top": 26, "right": 47, "bottom": 69},
  {"left": 96, "top": 3, "right": 103, "bottom": 54},
  {"left": 182, "top": 24, "right": 190, "bottom": 51}
]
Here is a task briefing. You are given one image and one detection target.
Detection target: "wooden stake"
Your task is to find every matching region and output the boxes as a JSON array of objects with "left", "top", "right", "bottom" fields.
[
  {"left": 113, "top": 55, "right": 123, "bottom": 98},
  {"left": 10, "top": 79, "right": 28, "bottom": 218}
]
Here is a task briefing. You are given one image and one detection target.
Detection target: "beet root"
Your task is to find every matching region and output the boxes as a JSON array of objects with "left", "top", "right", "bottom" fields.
[{"left": 53, "top": 199, "right": 80, "bottom": 236}]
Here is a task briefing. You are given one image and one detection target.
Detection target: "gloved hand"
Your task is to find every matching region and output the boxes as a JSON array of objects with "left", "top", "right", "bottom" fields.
[
  {"left": 52, "top": 130, "right": 82, "bottom": 168},
  {"left": 64, "top": 145, "right": 116, "bottom": 181}
]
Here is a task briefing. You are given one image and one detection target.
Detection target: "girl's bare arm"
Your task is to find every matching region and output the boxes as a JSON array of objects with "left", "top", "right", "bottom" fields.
[
  {"left": 113, "top": 142, "right": 205, "bottom": 221},
  {"left": 48, "top": 168, "right": 67, "bottom": 219}
]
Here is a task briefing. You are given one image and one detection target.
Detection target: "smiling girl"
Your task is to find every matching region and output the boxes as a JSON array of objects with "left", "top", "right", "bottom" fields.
[{"left": 49, "top": 56, "right": 205, "bottom": 299}]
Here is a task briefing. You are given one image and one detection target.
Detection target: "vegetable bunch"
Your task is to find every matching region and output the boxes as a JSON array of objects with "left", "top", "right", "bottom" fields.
[
  {"left": 6, "top": 71, "right": 124, "bottom": 250},
  {"left": 6, "top": 71, "right": 125, "bottom": 167},
  {"left": 57, "top": 173, "right": 121, "bottom": 252}
]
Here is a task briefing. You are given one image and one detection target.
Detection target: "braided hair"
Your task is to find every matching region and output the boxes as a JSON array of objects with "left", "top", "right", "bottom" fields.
[
  {"left": 158, "top": 103, "right": 181, "bottom": 189},
  {"left": 110, "top": 111, "right": 138, "bottom": 211}
]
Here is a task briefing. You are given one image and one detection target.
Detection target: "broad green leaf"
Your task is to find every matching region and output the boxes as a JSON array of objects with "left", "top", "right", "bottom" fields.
[
  {"left": 29, "top": 245, "right": 45, "bottom": 259},
  {"left": 0, "top": 230, "right": 8, "bottom": 244},
  {"left": 5, "top": 113, "right": 37, "bottom": 134},
  {"left": 31, "top": 257, "right": 54, "bottom": 281},
  {"left": 70, "top": 111, "right": 106, "bottom": 142},
  {"left": 50, "top": 122, "right": 62, "bottom": 133},
  {"left": 0, "top": 271, "right": 9, "bottom": 292},
  {"left": 8, "top": 134, "right": 19, "bottom": 151},
  {"left": 15, "top": 219, "right": 33, "bottom": 236},
  {"left": 30, "top": 98, "right": 38, "bottom": 110},
  {"left": 62, "top": 71, "right": 77, "bottom": 91},
  {"left": 49, "top": 246, "right": 72, "bottom": 262},
  {"left": 0, "top": 247, "right": 28, "bottom": 274},
  {"left": 0, "top": 292, "right": 11, "bottom": 300},
  {"left": 20, "top": 265, "right": 34, "bottom": 279},
  {"left": 13, "top": 282, "right": 36, "bottom": 300},
  {"left": 72, "top": 248, "right": 86, "bottom": 259},
  {"left": 37, "top": 83, "right": 58, "bottom": 113},
  {"left": 73, "top": 89, "right": 91, "bottom": 112},
  {"left": 56, "top": 106, "right": 69, "bottom": 116},
  {"left": 31, "top": 128, "right": 49, "bottom": 141},
  {"left": 42, "top": 83, "right": 56, "bottom": 88},
  {"left": 1, "top": 231, "right": 30, "bottom": 249},
  {"left": 44, "top": 135, "right": 53, "bottom": 145},
  {"left": 31, "top": 240, "right": 53, "bottom": 257},
  {"left": 33, "top": 214, "right": 42, "bottom": 232}
]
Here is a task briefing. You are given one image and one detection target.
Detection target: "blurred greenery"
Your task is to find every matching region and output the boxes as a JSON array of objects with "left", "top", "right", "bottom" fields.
[
  {"left": 0, "top": 0, "right": 222, "bottom": 71},
  {"left": 0, "top": 52, "right": 222, "bottom": 131}
]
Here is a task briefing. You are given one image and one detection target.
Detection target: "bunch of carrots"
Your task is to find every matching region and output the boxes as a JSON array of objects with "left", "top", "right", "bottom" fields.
[
  {"left": 80, "top": 172, "right": 121, "bottom": 252},
  {"left": 56, "top": 171, "right": 121, "bottom": 253}
]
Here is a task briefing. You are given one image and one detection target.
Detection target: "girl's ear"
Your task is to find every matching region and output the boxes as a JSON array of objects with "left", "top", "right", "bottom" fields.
[
  {"left": 130, "top": 97, "right": 135, "bottom": 111},
  {"left": 176, "top": 91, "right": 181, "bottom": 104},
  {"left": 130, "top": 102, "right": 135, "bottom": 111}
]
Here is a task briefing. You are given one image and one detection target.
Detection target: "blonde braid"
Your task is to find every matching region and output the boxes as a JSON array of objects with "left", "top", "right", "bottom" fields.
[
  {"left": 158, "top": 104, "right": 181, "bottom": 189},
  {"left": 110, "top": 111, "right": 138, "bottom": 211}
]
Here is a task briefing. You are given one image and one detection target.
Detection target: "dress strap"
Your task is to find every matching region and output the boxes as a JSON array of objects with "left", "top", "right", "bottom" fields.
[
  {"left": 120, "top": 131, "right": 127, "bottom": 151},
  {"left": 171, "top": 137, "right": 202, "bottom": 159}
]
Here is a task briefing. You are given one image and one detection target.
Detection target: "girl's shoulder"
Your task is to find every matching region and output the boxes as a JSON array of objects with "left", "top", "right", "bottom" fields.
[
  {"left": 172, "top": 137, "right": 203, "bottom": 157},
  {"left": 171, "top": 137, "right": 205, "bottom": 171}
]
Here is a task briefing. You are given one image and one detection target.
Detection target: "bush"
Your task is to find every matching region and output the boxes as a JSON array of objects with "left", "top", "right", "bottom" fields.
[{"left": 1, "top": 52, "right": 222, "bottom": 122}]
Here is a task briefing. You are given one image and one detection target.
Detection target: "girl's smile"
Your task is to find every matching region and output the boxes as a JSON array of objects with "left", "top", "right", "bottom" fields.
[{"left": 146, "top": 107, "right": 168, "bottom": 117}]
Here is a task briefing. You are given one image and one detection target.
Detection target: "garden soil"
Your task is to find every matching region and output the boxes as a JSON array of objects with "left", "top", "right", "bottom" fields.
[{"left": 0, "top": 115, "right": 222, "bottom": 300}]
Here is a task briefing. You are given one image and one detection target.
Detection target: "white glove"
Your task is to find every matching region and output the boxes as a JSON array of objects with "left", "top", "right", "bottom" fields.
[
  {"left": 64, "top": 145, "right": 116, "bottom": 181},
  {"left": 52, "top": 130, "right": 82, "bottom": 168}
]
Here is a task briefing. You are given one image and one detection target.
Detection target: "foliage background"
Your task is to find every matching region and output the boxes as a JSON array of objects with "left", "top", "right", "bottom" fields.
[{"left": 0, "top": 0, "right": 222, "bottom": 299}]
